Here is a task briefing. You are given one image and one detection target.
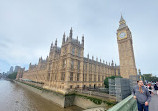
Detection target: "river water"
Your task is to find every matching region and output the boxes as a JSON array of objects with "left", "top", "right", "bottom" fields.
[{"left": 0, "top": 79, "right": 83, "bottom": 111}]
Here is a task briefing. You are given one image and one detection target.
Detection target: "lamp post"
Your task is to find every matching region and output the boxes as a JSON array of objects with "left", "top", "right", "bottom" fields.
[{"left": 138, "top": 69, "right": 142, "bottom": 81}]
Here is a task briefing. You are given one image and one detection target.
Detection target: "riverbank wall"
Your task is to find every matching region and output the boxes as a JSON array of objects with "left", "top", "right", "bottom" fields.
[{"left": 14, "top": 80, "right": 115, "bottom": 110}]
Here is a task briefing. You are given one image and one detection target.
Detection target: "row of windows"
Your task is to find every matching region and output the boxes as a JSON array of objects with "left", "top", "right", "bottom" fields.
[
  {"left": 63, "top": 47, "right": 81, "bottom": 57},
  {"left": 70, "top": 72, "right": 80, "bottom": 81},
  {"left": 83, "top": 74, "right": 105, "bottom": 82},
  {"left": 72, "top": 47, "right": 81, "bottom": 57},
  {"left": 62, "top": 59, "right": 80, "bottom": 70},
  {"left": 69, "top": 84, "right": 103, "bottom": 89}
]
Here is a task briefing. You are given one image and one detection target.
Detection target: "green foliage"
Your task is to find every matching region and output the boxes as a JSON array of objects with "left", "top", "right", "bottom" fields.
[
  {"left": 7, "top": 72, "right": 17, "bottom": 80},
  {"left": 142, "top": 74, "right": 158, "bottom": 82},
  {"left": 75, "top": 94, "right": 102, "bottom": 105},
  {"left": 103, "top": 100, "right": 116, "bottom": 106},
  {"left": 75, "top": 94, "right": 116, "bottom": 106},
  {"left": 104, "top": 76, "right": 122, "bottom": 88}
]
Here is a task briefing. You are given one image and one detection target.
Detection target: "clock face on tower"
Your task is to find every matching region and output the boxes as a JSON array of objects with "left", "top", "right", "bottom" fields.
[{"left": 118, "top": 31, "right": 127, "bottom": 40}]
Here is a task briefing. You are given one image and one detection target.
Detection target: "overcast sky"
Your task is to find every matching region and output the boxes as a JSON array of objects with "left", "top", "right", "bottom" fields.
[{"left": 0, "top": 0, "right": 158, "bottom": 76}]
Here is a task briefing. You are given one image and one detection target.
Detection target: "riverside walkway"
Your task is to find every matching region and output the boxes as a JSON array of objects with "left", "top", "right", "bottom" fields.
[{"left": 149, "top": 95, "right": 158, "bottom": 111}]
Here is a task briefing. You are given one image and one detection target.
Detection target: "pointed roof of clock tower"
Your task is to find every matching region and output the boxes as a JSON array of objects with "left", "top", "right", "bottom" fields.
[
  {"left": 120, "top": 15, "right": 125, "bottom": 23},
  {"left": 118, "top": 15, "right": 127, "bottom": 30}
]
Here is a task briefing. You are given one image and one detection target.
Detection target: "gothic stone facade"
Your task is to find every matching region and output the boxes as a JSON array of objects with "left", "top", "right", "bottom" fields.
[
  {"left": 16, "top": 67, "right": 25, "bottom": 80},
  {"left": 22, "top": 28, "right": 120, "bottom": 93}
]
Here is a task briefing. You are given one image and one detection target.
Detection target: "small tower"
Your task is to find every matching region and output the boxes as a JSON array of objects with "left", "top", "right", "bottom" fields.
[
  {"left": 82, "top": 35, "right": 84, "bottom": 46},
  {"left": 55, "top": 38, "right": 57, "bottom": 47},
  {"left": 46, "top": 56, "right": 49, "bottom": 61},
  {"left": 87, "top": 53, "right": 89, "bottom": 59},
  {"left": 111, "top": 60, "right": 114, "bottom": 66},
  {"left": 77, "top": 36, "right": 78, "bottom": 41},
  {"left": 51, "top": 42, "right": 53, "bottom": 48},
  {"left": 39, "top": 57, "right": 41, "bottom": 62},
  {"left": 69, "top": 27, "right": 73, "bottom": 39},
  {"left": 29, "top": 63, "right": 31, "bottom": 69},
  {"left": 62, "top": 33, "right": 65, "bottom": 44}
]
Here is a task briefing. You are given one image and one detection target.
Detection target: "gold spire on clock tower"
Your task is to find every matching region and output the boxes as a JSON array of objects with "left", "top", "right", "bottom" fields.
[{"left": 117, "top": 15, "right": 137, "bottom": 78}]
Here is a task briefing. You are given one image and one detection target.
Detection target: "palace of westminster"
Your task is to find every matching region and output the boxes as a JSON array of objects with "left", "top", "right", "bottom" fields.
[{"left": 16, "top": 16, "right": 137, "bottom": 93}]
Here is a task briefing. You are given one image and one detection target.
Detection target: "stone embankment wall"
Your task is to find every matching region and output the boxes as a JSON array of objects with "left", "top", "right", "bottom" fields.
[
  {"left": 15, "top": 81, "right": 67, "bottom": 107},
  {"left": 15, "top": 81, "right": 115, "bottom": 110}
]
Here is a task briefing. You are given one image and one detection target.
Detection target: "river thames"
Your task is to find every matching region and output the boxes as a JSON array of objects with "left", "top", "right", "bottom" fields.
[{"left": 0, "top": 79, "right": 83, "bottom": 111}]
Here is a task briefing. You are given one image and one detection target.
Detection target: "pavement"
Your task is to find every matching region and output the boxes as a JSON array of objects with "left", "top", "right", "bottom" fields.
[{"left": 149, "top": 94, "right": 158, "bottom": 111}]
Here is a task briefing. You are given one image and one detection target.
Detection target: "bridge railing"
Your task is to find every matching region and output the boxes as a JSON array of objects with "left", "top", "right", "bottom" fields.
[{"left": 107, "top": 95, "right": 138, "bottom": 111}]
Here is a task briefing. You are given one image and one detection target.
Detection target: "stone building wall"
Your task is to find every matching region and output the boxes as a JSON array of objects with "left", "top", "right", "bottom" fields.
[{"left": 21, "top": 28, "right": 120, "bottom": 93}]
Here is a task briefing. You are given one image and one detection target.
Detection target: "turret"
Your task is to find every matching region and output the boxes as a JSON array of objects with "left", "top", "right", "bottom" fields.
[
  {"left": 82, "top": 35, "right": 84, "bottom": 46},
  {"left": 55, "top": 38, "right": 57, "bottom": 47},
  {"left": 87, "top": 53, "right": 89, "bottom": 59},
  {"left": 77, "top": 36, "right": 78, "bottom": 41},
  {"left": 62, "top": 33, "right": 65, "bottom": 44},
  {"left": 46, "top": 56, "right": 49, "bottom": 61},
  {"left": 111, "top": 60, "right": 114, "bottom": 66},
  {"left": 96, "top": 57, "right": 98, "bottom": 62},
  {"left": 51, "top": 42, "right": 53, "bottom": 48},
  {"left": 29, "top": 63, "right": 31, "bottom": 69},
  {"left": 39, "top": 57, "right": 41, "bottom": 62},
  {"left": 69, "top": 27, "right": 73, "bottom": 39}
]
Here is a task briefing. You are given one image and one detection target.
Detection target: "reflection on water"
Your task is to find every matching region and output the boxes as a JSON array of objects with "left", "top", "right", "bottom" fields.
[{"left": 0, "top": 79, "right": 83, "bottom": 111}]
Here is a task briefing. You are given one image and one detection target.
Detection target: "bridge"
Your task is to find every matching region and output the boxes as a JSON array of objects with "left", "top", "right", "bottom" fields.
[{"left": 83, "top": 94, "right": 158, "bottom": 111}]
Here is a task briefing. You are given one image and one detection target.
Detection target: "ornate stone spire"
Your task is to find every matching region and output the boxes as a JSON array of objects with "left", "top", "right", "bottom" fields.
[
  {"left": 69, "top": 27, "right": 73, "bottom": 39},
  {"left": 96, "top": 57, "right": 98, "bottom": 61},
  {"left": 62, "top": 32, "right": 65, "bottom": 44},
  {"left": 55, "top": 38, "right": 57, "bottom": 46},
  {"left": 51, "top": 41, "right": 53, "bottom": 48},
  {"left": 77, "top": 36, "right": 78, "bottom": 41},
  {"left": 82, "top": 34, "right": 84, "bottom": 46},
  {"left": 118, "top": 15, "right": 127, "bottom": 29},
  {"left": 46, "top": 56, "right": 49, "bottom": 61},
  {"left": 111, "top": 60, "right": 114, "bottom": 66},
  {"left": 87, "top": 53, "right": 89, "bottom": 59}
]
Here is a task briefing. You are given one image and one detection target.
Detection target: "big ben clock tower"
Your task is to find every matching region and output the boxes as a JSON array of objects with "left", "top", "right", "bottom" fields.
[{"left": 117, "top": 15, "right": 137, "bottom": 78}]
